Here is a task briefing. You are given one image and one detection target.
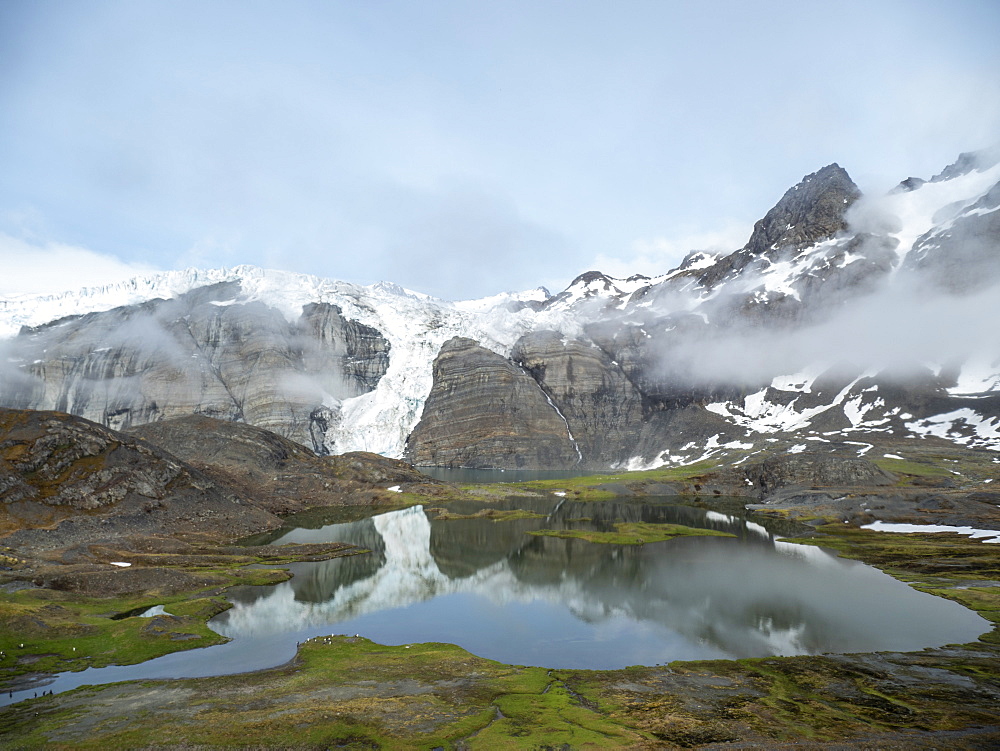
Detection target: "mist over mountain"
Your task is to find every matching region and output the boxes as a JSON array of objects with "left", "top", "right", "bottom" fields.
[{"left": 1, "top": 149, "right": 998, "bottom": 470}]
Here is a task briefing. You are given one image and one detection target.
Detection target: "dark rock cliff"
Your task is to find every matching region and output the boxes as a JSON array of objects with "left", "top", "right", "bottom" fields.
[
  {"left": 129, "top": 414, "right": 442, "bottom": 515},
  {"left": 698, "top": 164, "right": 861, "bottom": 289},
  {"left": 510, "top": 330, "right": 645, "bottom": 467},
  {"left": 1, "top": 284, "right": 391, "bottom": 454},
  {"left": 404, "top": 337, "right": 581, "bottom": 469}
]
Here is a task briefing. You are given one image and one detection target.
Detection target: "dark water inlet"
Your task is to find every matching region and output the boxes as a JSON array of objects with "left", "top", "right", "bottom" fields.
[{"left": 1, "top": 499, "right": 989, "bottom": 707}]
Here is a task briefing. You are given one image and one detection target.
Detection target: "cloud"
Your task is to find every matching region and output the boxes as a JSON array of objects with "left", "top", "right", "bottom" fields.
[
  {"left": 370, "top": 179, "right": 573, "bottom": 299},
  {"left": 644, "top": 264, "right": 1000, "bottom": 392},
  {"left": 0, "top": 233, "right": 158, "bottom": 296},
  {"left": 590, "top": 222, "right": 751, "bottom": 280}
]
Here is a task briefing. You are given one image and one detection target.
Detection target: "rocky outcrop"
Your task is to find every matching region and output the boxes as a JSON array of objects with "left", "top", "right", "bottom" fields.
[
  {"left": 404, "top": 338, "right": 581, "bottom": 469},
  {"left": 130, "top": 414, "right": 444, "bottom": 515},
  {"left": 298, "top": 302, "right": 391, "bottom": 394},
  {"left": 0, "top": 407, "right": 282, "bottom": 550},
  {"left": 744, "top": 453, "right": 897, "bottom": 495},
  {"left": 1, "top": 407, "right": 448, "bottom": 558},
  {"left": 699, "top": 164, "right": 861, "bottom": 289},
  {"left": 1, "top": 284, "right": 390, "bottom": 453},
  {"left": 904, "top": 179, "right": 1000, "bottom": 293}
]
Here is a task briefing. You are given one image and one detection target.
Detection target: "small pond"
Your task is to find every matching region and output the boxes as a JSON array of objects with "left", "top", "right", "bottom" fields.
[{"left": 2, "top": 497, "right": 989, "bottom": 706}]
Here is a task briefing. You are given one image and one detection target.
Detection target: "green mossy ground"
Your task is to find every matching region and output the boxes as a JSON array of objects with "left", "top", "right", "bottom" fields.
[
  {"left": 872, "top": 447, "right": 1000, "bottom": 488},
  {"left": 2, "top": 455, "right": 1000, "bottom": 748},
  {"left": 0, "top": 543, "right": 361, "bottom": 680},
  {"left": 0, "top": 589, "right": 233, "bottom": 676},
  {"left": 0, "top": 637, "right": 647, "bottom": 749},
  {"left": 528, "top": 521, "right": 736, "bottom": 545},
  {"left": 456, "top": 461, "right": 720, "bottom": 502},
  {"left": 426, "top": 507, "right": 545, "bottom": 522}
]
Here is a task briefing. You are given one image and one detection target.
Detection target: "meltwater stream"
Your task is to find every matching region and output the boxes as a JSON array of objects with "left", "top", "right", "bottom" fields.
[{"left": 3, "top": 499, "right": 989, "bottom": 706}]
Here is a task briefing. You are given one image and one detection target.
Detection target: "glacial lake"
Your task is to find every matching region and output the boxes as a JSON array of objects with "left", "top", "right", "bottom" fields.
[{"left": 3, "top": 498, "right": 989, "bottom": 706}]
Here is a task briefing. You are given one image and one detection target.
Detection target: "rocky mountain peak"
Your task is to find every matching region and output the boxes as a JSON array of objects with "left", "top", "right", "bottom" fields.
[
  {"left": 931, "top": 145, "right": 1000, "bottom": 183},
  {"left": 892, "top": 176, "right": 927, "bottom": 194},
  {"left": 698, "top": 163, "right": 861, "bottom": 288},
  {"left": 743, "top": 163, "right": 861, "bottom": 258},
  {"left": 568, "top": 270, "right": 615, "bottom": 288}
]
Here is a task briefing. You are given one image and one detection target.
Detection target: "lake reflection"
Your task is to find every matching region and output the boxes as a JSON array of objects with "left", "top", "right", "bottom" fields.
[{"left": 213, "top": 502, "right": 989, "bottom": 669}]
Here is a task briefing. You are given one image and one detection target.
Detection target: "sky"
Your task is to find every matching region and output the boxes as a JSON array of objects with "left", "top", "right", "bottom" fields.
[{"left": 1, "top": 0, "right": 998, "bottom": 301}]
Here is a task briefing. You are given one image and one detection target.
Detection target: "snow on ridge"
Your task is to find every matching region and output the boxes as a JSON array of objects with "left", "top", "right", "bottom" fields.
[
  {"left": 0, "top": 265, "right": 558, "bottom": 339},
  {"left": 948, "top": 355, "right": 1000, "bottom": 395},
  {"left": 905, "top": 409, "right": 1000, "bottom": 450},
  {"left": 0, "top": 264, "right": 586, "bottom": 459},
  {"left": 452, "top": 286, "right": 550, "bottom": 313},
  {"left": 545, "top": 271, "right": 677, "bottom": 312},
  {"left": 873, "top": 160, "right": 1000, "bottom": 267},
  {"left": 0, "top": 266, "right": 245, "bottom": 338},
  {"left": 706, "top": 373, "right": 874, "bottom": 435},
  {"left": 770, "top": 368, "right": 824, "bottom": 394},
  {"left": 677, "top": 250, "right": 719, "bottom": 271}
]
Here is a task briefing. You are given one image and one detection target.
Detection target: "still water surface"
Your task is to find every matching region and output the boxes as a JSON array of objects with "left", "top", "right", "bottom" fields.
[{"left": 3, "top": 498, "right": 988, "bottom": 705}]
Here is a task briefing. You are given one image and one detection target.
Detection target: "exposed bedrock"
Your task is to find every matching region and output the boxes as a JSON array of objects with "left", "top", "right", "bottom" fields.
[
  {"left": 406, "top": 332, "right": 742, "bottom": 470},
  {"left": 0, "top": 407, "right": 282, "bottom": 550},
  {"left": 698, "top": 163, "right": 861, "bottom": 289},
  {"left": 404, "top": 337, "right": 581, "bottom": 470},
  {"left": 0, "top": 284, "right": 390, "bottom": 453},
  {"left": 129, "top": 414, "right": 441, "bottom": 516},
  {"left": 511, "top": 330, "right": 645, "bottom": 467}
]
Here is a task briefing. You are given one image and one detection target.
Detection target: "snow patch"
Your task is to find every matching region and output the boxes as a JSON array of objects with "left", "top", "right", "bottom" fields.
[
  {"left": 905, "top": 409, "right": 1000, "bottom": 450},
  {"left": 863, "top": 159, "right": 1000, "bottom": 266},
  {"left": 862, "top": 521, "right": 1000, "bottom": 544},
  {"left": 948, "top": 355, "right": 1000, "bottom": 395}
]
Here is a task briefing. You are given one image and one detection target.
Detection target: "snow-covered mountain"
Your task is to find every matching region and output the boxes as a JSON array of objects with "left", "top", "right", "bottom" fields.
[{"left": 1, "top": 148, "right": 998, "bottom": 468}]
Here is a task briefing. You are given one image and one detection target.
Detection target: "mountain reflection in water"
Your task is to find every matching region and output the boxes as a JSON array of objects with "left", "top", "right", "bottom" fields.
[{"left": 213, "top": 502, "right": 988, "bottom": 669}]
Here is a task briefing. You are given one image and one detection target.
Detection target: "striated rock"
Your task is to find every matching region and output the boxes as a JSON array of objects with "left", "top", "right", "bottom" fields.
[
  {"left": 1, "top": 284, "right": 390, "bottom": 453},
  {"left": 510, "top": 330, "right": 645, "bottom": 467},
  {"left": 404, "top": 337, "right": 581, "bottom": 469},
  {"left": 298, "top": 302, "right": 391, "bottom": 396}
]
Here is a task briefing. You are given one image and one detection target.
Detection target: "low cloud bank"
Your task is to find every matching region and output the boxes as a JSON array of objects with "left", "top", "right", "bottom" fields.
[{"left": 0, "top": 234, "right": 158, "bottom": 297}]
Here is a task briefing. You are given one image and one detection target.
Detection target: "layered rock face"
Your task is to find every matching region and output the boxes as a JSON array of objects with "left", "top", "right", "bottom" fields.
[
  {"left": 405, "top": 331, "right": 734, "bottom": 470},
  {"left": 404, "top": 338, "right": 582, "bottom": 469},
  {"left": 510, "top": 331, "right": 645, "bottom": 466},
  {"left": 1, "top": 284, "right": 389, "bottom": 453}
]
